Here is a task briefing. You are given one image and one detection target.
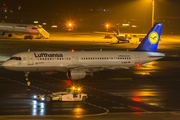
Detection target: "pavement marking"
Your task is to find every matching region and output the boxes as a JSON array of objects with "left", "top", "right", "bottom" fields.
[
  {"left": 83, "top": 101, "right": 108, "bottom": 113},
  {"left": 111, "top": 101, "right": 116, "bottom": 103},
  {"left": 119, "top": 103, "right": 124, "bottom": 105},
  {"left": 0, "top": 76, "right": 52, "bottom": 93}
]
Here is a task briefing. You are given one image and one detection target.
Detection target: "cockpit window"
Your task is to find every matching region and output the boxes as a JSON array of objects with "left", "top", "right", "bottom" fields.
[
  {"left": 9, "top": 57, "right": 21, "bottom": 60},
  {"left": 32, "top": 27, "right": 37, "bottom": 29}
]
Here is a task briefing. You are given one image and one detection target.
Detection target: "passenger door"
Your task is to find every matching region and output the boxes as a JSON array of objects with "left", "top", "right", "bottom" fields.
[
  {"left": 28, "top": 53, "right": 34, "bottom": 65},
  {"left": 135, "top": 53, "right": 140, "bottom": 64}
]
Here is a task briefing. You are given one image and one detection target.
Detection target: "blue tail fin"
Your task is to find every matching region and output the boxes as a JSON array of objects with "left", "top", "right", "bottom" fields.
[{"left": 134, "top": 23, "right": 163, "bottom": 52}]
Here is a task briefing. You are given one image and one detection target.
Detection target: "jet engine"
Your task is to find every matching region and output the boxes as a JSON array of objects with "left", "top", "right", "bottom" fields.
[
  {"left": 0, "top": 31, "right": 5, "bottom": 36},
  {"left": 66, "top": 69, "right": 86, "bottom": 80}
]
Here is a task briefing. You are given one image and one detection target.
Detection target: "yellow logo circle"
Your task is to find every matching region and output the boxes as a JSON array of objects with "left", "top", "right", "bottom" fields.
[{"left": 148, "top": 32, "right": 159, "bottom": 44}]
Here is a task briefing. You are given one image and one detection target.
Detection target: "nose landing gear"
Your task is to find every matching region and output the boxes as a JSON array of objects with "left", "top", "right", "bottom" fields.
[{"left": 25, "top": 71, "right": 31, "bottom": 91}]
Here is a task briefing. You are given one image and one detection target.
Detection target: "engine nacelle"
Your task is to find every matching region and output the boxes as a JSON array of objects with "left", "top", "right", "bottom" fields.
[
  {"left": 41, "top": 71, "right": 58, "bottom": 75},
  {"left": 66, "top": 69, "right": 86, "bottom": 80},
  {"left": 0, "top": 31, "right": 5, "bottom": 36}
]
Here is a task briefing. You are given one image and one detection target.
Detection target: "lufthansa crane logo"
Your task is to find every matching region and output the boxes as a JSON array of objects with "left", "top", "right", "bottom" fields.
[{"left": 148, "top": 31, "right": 159, "bottom": 44}]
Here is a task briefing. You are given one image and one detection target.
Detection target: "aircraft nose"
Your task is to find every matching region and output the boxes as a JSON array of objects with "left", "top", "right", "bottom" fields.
[{"left": 2, "top": 61, "right": 12, "bottom": 69}]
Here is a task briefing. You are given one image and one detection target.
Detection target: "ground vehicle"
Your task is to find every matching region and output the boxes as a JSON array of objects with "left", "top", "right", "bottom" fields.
[
  {"left": 33, "top": 87, "right": 88, "bottom": 102},
  {"left": 104, "top": 34, "right": 112, "bottom": 39},
  {"left": 24, "top": 34, "right": 33, "bottom": 39}
]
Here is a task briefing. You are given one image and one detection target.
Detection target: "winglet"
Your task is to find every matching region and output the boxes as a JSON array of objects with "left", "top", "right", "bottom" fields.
[{"left": 134, "top": 23, "right": 163, "bottom": 52}]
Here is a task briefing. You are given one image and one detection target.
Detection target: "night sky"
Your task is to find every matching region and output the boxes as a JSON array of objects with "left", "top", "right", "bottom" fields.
[{"left": 0, "top": 0, "right": 180, "bottom": 30}]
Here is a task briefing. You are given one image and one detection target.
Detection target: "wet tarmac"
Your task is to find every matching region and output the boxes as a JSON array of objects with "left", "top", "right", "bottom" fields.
[{"left": 0, "top": 32, "right": 180, "bottom": 119}]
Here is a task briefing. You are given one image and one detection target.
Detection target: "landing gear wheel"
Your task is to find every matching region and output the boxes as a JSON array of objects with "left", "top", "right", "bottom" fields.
[
  {"left": 8, "top": 34, "right": 12, "bottom": 37},
  {"left": 45, "top": 96, "right": 52, "bottom": 102}
]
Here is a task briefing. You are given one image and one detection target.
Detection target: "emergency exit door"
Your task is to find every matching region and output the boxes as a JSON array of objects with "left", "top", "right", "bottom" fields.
[
  {"left": 135, "top": 53, "right": 140, "bottom": 64},
  {"left": 28, "top": 53, "right": 34, "bottom": 65}
]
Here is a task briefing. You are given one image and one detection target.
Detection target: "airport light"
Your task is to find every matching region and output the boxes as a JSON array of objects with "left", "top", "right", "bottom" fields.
[
  {"left": 105, "top": 24, "right": 110, "bottom": 31},
  {"left": 152, "top": 0, "right": 155, "bottom": 27}
]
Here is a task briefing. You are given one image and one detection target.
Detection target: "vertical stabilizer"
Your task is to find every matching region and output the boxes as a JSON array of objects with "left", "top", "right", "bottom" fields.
[
  {"left": 134, "top": 23, "right": 163, "bottom": 52},
  {"left": 116, "top": 24, "right": 120, "bottom": 35}
]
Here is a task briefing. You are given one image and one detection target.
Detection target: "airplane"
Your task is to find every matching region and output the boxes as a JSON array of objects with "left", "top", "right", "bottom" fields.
[
  {"left": 0, "top": 22, "right": 39, "bottom": 39},
  {"left": 95, "top": 24, "right": 146, "bottom": 43},
  {"left": 114, "top": 24, "right": 147, "bottom": 43},
  {"left": 2, "top": 23, "right": 164, "bottom": 80}
]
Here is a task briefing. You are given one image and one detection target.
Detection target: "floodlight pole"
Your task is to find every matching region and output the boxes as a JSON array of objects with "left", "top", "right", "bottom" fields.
[{"left": 152, "top": 0, "right": 155, "bottom": 27}]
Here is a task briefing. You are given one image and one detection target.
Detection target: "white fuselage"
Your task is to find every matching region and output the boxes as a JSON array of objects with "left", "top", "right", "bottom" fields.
[
  {"left": 2, "top": 51, "right": 165, "bottom": 72},
  {"left": 0, "top": 23, "right": 39, "bottom": 35}
]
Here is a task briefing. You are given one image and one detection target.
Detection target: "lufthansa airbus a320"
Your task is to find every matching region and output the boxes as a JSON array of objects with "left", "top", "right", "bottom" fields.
[{"left": 3, "top": 23, "right": 164, "bottom": 80}]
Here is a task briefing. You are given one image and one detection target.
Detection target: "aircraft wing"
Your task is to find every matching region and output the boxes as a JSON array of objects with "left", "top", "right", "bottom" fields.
[
  {"left": 66, "top": 64, "right": 129, "bottom": 72},
  {"left": 94, "top": 31, "right": 115, "bottom": 35}
]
